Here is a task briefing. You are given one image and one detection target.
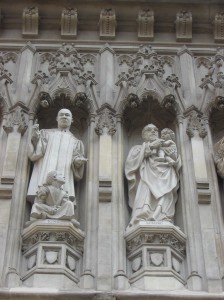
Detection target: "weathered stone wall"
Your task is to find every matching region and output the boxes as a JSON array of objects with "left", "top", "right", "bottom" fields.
[{"left": 0, "top": 1, "right": 224, "bottom": 299}]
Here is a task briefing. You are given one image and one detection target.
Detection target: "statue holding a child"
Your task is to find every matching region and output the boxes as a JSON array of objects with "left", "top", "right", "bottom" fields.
[{"left": 125, "top": 124, "right": 181, "bottom": 227}]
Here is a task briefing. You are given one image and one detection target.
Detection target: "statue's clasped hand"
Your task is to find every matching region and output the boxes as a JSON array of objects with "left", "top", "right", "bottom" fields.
[
  {"left": 73, "top": 157, "right": 88, "bottom": 168},
  {"left": 31, "top": 124, "right": 40, "bottom": 145}
]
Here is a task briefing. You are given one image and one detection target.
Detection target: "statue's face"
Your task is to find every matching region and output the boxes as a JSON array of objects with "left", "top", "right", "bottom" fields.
[
  {"left": 143, "top": 125, "right": 158, "bottom": 142},
  {"left": 57, "top": 109, "right": 73, "bottom": 129},
  {"left": 161, "top": 130, "right": 169, "bottom": 141},
  {"left": 54, "top": 172, "right": 65, "bottom": 185}
]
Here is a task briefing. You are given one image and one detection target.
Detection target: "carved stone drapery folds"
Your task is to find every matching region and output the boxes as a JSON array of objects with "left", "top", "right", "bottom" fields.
[
  {"left": 22, "top": 7, "right": 39, "bottom": 37},
  {"left": 176, "top": 11, "right": 192, "bottom": 42},
  {"left": 214, "top": 12, "right": 224, "bottom": 42},
  {"left": 138, "top": 9, "right": 154, "bottom": 41},
  {"left": 99, "top": 9, "right": 116, "bottom": 39},
  {"left": 61, "top": 8, "right": 78, "bottom": 38},
  {"left": 186, "top": 110, "right": 207, "bottom": 139}
]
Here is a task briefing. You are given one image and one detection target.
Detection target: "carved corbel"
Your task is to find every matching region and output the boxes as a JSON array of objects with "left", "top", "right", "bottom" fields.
[
  {"left": 95, "top": 106, "right": 116, "bottom": 136},
  {"left": 176, "top": 11, "right": 192, "bottom": 42},
  {"left": 186, "top": 109, "right": 207, "bottom": 139},
  {"left": 214, "top": 12, "right": 224, "bottom": 42},
  {"left": 22, "top": 7, "right": 39, "bottom": 37},
  {"left": 137, "top": 9, "right": 154, "bottom": 41},
  {"left": 61, "top": 8, "right": 78, "bottom": 38},
  {"left": 99, "top": 9, "right": 116, "bottom": 39},
  {"left": 3, "top": 105, "right": 28, "bottom": 136},
  {"left": 1, "top": 103, "right": 29, "bottom": 184}
]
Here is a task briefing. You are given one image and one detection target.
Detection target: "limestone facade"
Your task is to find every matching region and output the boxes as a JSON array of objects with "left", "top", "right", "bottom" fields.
[{"left": 0, "top": 1, "right": 224, "bottom": 300}]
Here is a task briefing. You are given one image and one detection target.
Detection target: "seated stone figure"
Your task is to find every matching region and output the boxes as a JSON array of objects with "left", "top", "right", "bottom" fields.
[{"left": 30, "top": 170, "right": 79, "bottom": 227}]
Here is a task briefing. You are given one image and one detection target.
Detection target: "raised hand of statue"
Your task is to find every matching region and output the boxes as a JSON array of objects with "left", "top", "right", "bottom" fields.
[
  {"left": 31, "top": 123, "right": 40, "bottom": 145},
  {"left": 73, "top": 156, "right": 88, "bottom": 168}
]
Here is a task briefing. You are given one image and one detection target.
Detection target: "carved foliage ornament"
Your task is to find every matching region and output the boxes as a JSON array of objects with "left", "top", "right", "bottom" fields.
[
  {"left": 186, "top": 110, "right": 207, "bottom": 139},
  {"left": 126, "top": 233, "right": 185, "bottom": 256},
  {"left": 95, "top": 108, "right": 116, "bottom": 136},
  {"left": 3, "top": 106, "right": 28, "bottom": 135}
]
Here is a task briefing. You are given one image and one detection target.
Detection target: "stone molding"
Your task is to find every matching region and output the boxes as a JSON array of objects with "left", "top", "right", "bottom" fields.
[{"left": 186, "top": 110, "right": 207, "bottom": 139}]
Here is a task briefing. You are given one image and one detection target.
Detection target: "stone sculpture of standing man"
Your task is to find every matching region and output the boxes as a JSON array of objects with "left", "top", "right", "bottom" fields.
[
  {"left": 27, "top": 108, "right": 87, "bottom": 208},
  {"left": 125, "top": 124, "right": 181, "bottom": 227}
]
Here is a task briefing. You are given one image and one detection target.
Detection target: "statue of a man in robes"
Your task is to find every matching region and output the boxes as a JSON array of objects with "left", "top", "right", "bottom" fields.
[
  {"left": 27, "top": 108, "right": 87, "bottom": 206},
  {"left": 30, "top": 170, "right": 79, "bottom": 226},
  {"left": 125, "top": 124, "right": 181, "bottom": 227}
]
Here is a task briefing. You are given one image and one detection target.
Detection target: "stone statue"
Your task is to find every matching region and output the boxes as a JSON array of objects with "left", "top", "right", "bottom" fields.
[
  {"left": 214, "top": 136, "right": 224, "bottom": 178},
  {"left": 30, "top": 170, "right": 79, "bottom": 226},
  {"left": 125, "top": 124, "right": 181, "bottom": 227},
  {"left": 27, "top": 108, "right": 87, "bottom": 206}
]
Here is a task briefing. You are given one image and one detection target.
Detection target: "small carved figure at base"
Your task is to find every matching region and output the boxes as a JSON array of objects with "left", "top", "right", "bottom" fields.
[{"left": 30, "top": 170, "right": 79, "bottom": 227}]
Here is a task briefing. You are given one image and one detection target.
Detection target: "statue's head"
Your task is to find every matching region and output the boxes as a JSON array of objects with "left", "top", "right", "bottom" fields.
[
  {"left": 56, "top": 108, "right": 73, "bottom": 129},
  {"left": 161, "top": 128, "right": 175, "bottom": 141},
  {"left": 46, "top": 170, "right": 65, "bottom": 186},
  {"left": 142, "top": 124, "right": 159, "bottom": 142}
]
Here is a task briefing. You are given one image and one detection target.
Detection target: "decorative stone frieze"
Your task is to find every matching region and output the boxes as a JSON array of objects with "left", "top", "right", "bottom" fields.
[
  {"left": 61, "top": 8, "right": 78, "bottom": 38},
  {"left": 22, "top": 220, "right": 85, "bottom": 288},
  {"left": 214, "top": 12, "right": 224, "bottom": 42},
  {"left": 99, "top": 9, "right": 116, "bottom": 39},
  {"left": 186, "top": 110, "right": 207, "bottom": 139},
  {"left": 22, "top": 7, "right": 39, "bottom": 37},
  {"left": 175, "top": 11, "right": 192, "bottom": 42},
  {"left": 125, "top": 222, "right": 186, "bottom": 290},
  {"left": 137, "top": 9, "right": 154, "bottom": 41}
]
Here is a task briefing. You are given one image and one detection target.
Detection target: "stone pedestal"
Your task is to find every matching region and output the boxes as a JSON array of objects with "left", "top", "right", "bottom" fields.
[
  {"left": 21, "top": 220, "right": 85, "bottom": 289},
  {"left": 124, "top": 221, "right": 186, "bottom": 290}
]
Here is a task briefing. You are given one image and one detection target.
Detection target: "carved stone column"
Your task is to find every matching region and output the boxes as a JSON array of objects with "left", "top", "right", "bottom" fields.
[
  {"left": 186, "top": 108, "right": 223, "bottom": 292},
  {"left": 95, "top": 105, "right": 116, "bottom": 290},
  {"left": 1, "top": 103, "right": 28, "bottom": 184},
  {"left": 1, "top": 103, "right": 29, "bottom": 288}
]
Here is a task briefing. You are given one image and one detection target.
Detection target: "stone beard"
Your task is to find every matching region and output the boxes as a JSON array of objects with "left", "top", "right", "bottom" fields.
[{"left": 27, "top": 128, "right": 85, "bottom": 203}]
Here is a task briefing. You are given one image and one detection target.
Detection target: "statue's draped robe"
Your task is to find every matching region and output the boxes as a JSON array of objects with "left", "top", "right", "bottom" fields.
[
  {"left": 31, "top": 185, "right": 75, "bottom": 220},
  {"left": 27, "top": 129, "right": 85, "bottom": 203},
  {"left": 125, "top": 142, "right": 181, "bottom": 225}
]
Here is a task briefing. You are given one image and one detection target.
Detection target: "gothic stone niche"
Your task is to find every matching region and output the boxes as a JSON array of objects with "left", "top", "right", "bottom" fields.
[
  {"left": 124, "top": 222, "right": 186, "bottom": 290},
  {"left": 22, "top": 220, "right": 85, "bottom": 289}
]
